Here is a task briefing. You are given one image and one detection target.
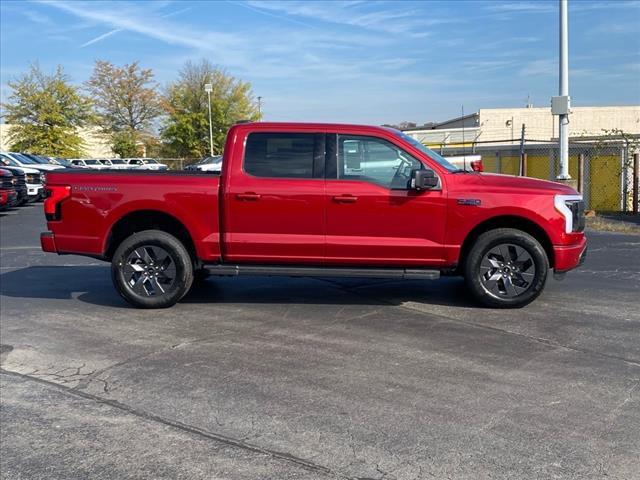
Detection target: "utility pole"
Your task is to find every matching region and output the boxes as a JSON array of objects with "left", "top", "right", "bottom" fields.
[
  {"left": 554, "top": 0, "right": 571, "bottom": 180},
  {"left": 257, "top": 96, "right": 262, "bottom": 118},
  {"left": 461, "top": 105, "right": 466, "bottom": 172},
  {"left": 205, "top": 83, "right": 214, "bottom": 156},
  {"left": 519, "top": 124, "right": 526, "bottom": 176}
]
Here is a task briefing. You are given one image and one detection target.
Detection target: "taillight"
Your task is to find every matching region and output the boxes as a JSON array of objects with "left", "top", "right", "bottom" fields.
[
  {"left": 470, "top": 160, "right": 484, "bottom": 172},
  {"left": 44, "top": 185, "right": 71, "bottom": 221}
]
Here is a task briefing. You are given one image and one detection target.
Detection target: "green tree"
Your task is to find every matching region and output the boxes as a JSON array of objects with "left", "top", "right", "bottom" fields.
[
  {"left": 85, "top": 60, "right": 161, "bottom": 157},
  {"left": 2, "top": 63, "right": 92, "bottom": 156},
  {"left": 160, "top": 60, "right": 260, "bottom": 158}
]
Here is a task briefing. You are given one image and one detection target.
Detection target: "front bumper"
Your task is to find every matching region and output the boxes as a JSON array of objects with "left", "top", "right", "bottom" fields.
[
  {"left": 40, "top": 231, "right": 57, "bottom": 253},
  {"left": 554, "top": 237, "right": 587, "bottom": 273},
  {"left": 6, "top": 190, "right": 18, "bottom": 206},
  {"left": 27, "top": 185, "right": 44, "bottom": 199}
]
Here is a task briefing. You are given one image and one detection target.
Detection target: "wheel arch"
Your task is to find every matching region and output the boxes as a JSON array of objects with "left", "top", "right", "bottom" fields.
[
  {"left": 104, "top": 209, "right": 197, "bottom": 262},
  {"left": 458, "top": 215, "right": 554, "bottom": 271}
]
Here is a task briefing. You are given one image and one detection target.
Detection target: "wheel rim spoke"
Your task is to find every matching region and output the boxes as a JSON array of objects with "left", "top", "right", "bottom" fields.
[
  {"left": 502, "top": 275, "right": 518, "bottom": 297},
  {"left": 479, "top": 242, "right": 536, "bottom": 299},
  {"left": 124, "top": 244, "right": 176, "bottom": 297}
]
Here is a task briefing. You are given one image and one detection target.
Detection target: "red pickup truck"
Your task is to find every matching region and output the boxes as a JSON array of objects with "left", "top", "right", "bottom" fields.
[{"left": 41, "top": 122, "right": 586, "bottom": 309}]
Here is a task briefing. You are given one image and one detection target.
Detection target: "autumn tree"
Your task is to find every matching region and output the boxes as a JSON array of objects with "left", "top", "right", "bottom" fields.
[
  {"left": 160, "top": 60, "right": 260, "bottom": 158},
  {"left": 2, "top": 63, "right": 93, "bottom": 156},
  {"left": 85, "top": 60, "right": 161, "bottom": 157}
]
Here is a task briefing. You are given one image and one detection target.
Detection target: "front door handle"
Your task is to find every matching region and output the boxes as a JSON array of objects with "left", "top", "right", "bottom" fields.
[
  {"left": 236, "top": 193, "right": 261, "bottom": 201},
  {"left": 333, "top": 195, "right": 358, "bottom": 203}
]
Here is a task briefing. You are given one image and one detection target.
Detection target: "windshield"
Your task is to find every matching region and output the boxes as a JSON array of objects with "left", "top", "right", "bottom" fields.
[
  {"left": 1, "top": 153, "right": 20, "bottom": 167},
  {"left": 99, "top": 160, "right": 112, "bottom": 165},
  {"left": 84, "top": 159, "right": 100, "bottom": 165},
  {"left": 23, "top": 154, "right": 47, "bottom": 164},
  {"left": 143, "top": 159, "right": 158, "bottom": 164},
  {"left": 111, "top": 159, "right": 126, "bottom": 164},
  {"left": 12, "top": 153, "right": 37, "bottom": 164},
  {"left": 393, "top": 131, "right": 459, "bottom": 172},
  {"left": 55, "top": 158, "right": 73, "bottom": 167}
]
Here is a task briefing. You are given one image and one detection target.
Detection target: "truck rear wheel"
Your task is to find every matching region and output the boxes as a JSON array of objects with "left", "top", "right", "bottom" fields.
[
  {"left": 111, "top": 230, "right": 194, "bottom": 308},
  {"left": 464, "top": 228, "right": 548, "bottom": 308}
]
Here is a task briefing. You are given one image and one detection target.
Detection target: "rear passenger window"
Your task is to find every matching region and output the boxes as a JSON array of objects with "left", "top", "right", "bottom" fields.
[{"left": 244, "top": 133, "right": 315, "bottom": 178}]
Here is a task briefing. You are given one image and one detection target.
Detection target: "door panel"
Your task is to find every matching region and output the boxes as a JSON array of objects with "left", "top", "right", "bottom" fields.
[
  {"left": 325, "top": 135, "right": 447, "bottom": 266},
  {"left": 223, "top": 132, "right": 325, "bottom": 264}
]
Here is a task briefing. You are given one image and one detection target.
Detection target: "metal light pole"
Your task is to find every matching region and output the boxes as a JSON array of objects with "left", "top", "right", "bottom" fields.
[
  {"left": 257, "top": 96, "right": 262, "bottom": 118},
  {"left": 204, "top": 83, "right": 214, "bottom": 156},
  {"left": 556, "top": 0, "right": 570, "bottom": 180}
]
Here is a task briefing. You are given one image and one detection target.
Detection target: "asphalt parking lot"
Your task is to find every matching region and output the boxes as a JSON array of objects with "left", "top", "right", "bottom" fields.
[{"left": 1, "top": 204, "right": 639, "bottom": 480}]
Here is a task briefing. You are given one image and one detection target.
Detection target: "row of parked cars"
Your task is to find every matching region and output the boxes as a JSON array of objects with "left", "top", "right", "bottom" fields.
[
  {"left": 183, "top": 155, "right": 223, "bottom": 172},
  {"left": 0, "top": 151, "right": 169, "bottom": 210},
  {"left": 0, "top": 152, "right": 55, "bottom": 208},
  {"left": 69, "top": 158, "right": 168, "bottom": 170}
]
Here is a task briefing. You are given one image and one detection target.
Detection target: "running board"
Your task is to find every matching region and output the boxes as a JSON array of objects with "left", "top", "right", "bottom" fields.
[{"left": 203, "top": 264, "right": 440, "bottom": 280}]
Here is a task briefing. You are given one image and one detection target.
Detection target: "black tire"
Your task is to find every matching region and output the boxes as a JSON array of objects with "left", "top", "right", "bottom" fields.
[
  {"left": 464, "top": 228, "right": 548, "bottom": 308},
  {"left": 111, "top": 230, "right": 194, "bottom": 308}
]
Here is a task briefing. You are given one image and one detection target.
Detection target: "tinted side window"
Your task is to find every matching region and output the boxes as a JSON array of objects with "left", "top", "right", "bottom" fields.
[
  {"left": 244, "top": 133, "right": 315, "bottom": 179},
  {"left": 337, "top": 135, "right": 423, "bottom": 189}
]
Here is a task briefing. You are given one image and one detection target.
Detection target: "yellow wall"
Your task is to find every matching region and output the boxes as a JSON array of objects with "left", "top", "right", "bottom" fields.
[
  {"left": 500, "top": 156, "right": 520, "bottom": 176},
  {"left": 526, "top": 154, "right": 549, "bottom": 180},
  {"left": 589, "top": 155, "right": 621, "bottom": 211},
  {"left": 486, "top": 152, "right": 620, "bottom": 211}
]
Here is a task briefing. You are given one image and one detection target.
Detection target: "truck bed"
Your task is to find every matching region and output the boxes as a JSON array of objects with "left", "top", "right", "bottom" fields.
[{"left": 43, "top": 169, "right": 221, "bottom": 261}]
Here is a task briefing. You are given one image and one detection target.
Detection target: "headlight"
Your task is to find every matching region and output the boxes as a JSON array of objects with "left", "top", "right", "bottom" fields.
[
  {"left": 41, "top": 172, "right": 47, "bottom": 184},
  {"left": 554, "top": 194, "right": 584, "bottom": 233}
]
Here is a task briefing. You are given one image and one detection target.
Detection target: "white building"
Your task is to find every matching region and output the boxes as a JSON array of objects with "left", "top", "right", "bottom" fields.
[{"left": 403, "top": 105, "right": 640, "bottom": 148}]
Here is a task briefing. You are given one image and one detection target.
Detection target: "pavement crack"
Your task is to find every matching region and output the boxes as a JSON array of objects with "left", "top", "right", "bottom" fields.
[{"left": 1, "top": 368, "right": 350, "bottom": 479}]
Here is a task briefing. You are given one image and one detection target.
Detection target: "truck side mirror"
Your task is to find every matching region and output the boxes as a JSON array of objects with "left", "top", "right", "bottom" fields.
[{"left": 411, "top": 169, "right": 438, "bottom": 190}]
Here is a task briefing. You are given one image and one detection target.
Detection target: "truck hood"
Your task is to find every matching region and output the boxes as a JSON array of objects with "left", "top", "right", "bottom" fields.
[
  {"left": 30, "top": 164, "right": 65, "bottom": 171},
  {"left": 2, "top": 165, "right": 40, "bottom": 174},
  {"left": 473, "top": 173, "right": 578, "bottom": 195}
]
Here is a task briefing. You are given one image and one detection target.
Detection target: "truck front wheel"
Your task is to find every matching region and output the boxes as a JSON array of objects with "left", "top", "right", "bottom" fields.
[
  {"left": 111, "top": 230, "right": 194, "bottom": 308},
  {"left": 464, "top": 228, "right": 548, "bottom": 308}
]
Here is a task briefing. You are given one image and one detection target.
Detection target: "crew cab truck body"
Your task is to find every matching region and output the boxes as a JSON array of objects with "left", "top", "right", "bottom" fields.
[{"left": 41, "top": 122, "right": 586, "bottom": 308}]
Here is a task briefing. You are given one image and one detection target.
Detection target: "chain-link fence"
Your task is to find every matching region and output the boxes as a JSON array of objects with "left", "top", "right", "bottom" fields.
[
  {"left": 160, "top": 158, "right": 198, "bottom": 171},
  {"left": 438, "top": 139, "right": 639, "bottom": 213}
]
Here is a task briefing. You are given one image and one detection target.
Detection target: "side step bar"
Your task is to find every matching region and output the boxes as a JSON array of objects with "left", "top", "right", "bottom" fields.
[{"left": 203, "top": 264, "right": 440, "bottom": 280}]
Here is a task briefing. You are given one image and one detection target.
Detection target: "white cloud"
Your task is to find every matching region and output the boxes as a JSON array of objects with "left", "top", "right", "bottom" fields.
[
  {"left": 20, "top": 9, "right": 54, "bottom": 25},
  {"left": 485, "top": 2, "right": 556, "bottom": 14},
  {"left": 518, "top": 59, "right": 556, "bottom": 77},
  {"left": 590, "top": 21, "right": 640, "bottom": 35},
  {"left": 81, "top": 28, "right": 123, "bottom": 48},
  {"left": 245, "top": 0, "right": 461, "bottom": 37}
]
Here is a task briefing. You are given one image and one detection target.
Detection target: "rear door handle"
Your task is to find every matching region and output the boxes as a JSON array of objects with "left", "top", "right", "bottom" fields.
[
  {"left": 333, "top": 195, "right": 358, "bottom": 203},
  {"left": 236, "top": 193, "right": 261, "bottom": 201}
]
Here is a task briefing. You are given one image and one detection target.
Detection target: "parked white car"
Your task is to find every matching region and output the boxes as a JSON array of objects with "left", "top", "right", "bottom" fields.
[
  {"left": 0, "top": 153, "right": 44, "bottom": 200},
  {"left": 98, "top": 159, "right": 130, "bottom": 170},
  {"left": 2, "top": 151, "right": 65, "bottom": 172},
  {"left": 125, "top": 158, "right": 168, "bottom": 171},
  {"left": 187, "top": 155, "right": 223, "bottom": 172},
  {"left": 70, "top": 159, "right": 109, "bottom": 169}
]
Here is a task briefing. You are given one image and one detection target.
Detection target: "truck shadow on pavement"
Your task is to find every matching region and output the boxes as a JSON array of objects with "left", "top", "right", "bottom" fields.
[{"left": 0, "top": 265, "right": 477, "bottom": 309}]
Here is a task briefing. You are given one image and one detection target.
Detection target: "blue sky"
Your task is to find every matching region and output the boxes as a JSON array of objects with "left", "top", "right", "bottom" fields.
[{"left": 1, "top": 0, "right": 639, "bottom": 124}]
